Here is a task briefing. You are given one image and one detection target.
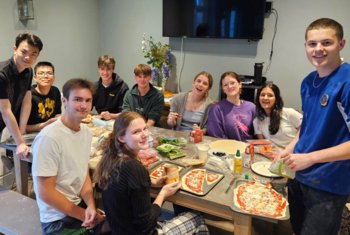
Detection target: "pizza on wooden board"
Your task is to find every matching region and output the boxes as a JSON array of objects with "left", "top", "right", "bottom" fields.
[
  {"left": 206, "top": 172, "right": 223, "bottom": 185},
  {"left": 233, "top": 181, "right": 288, "bottom": 219},
  {"left": 181, "top": 168, "right": 206, "bottom": 195}
]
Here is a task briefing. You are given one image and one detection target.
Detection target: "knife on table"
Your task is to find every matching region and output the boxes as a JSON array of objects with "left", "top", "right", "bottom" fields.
[{"left": 225, "top": 176, "right": 237, "bottom": 194}]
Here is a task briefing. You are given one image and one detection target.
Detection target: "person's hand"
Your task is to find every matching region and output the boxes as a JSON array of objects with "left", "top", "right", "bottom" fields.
[
  {"left": 81, "top": 206, "right": 97, "bottom": 229},
  {"left": 159, "top": 181, "right": 181, "bottom": 199},
  {"left": 192, "top": 124, "right": 201, "bottom": 131},
  {"left": 151, "top": 175, "right": 167, "bottom": 188},
  {"left": 273, "top": 148, "right": 291, "bottom": 163},
  {"left": 167, "top": 112, "right": 181, "bottom": 125},
  {"left": 92, "top": 210, "right": 105, "bottom": 227},
  {"left": 16, "top": 143, "right": 30, "bottom": 159},
  {"left": 284, "top": 153, "right": 314, "bottom": 171},
  {"left": 100, "top": 111, "right": 112, "bottom": 120}
]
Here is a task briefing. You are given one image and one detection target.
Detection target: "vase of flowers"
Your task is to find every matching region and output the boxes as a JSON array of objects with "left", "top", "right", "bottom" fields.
[{"left": 141, "top": 34, "right": 172, "bottom": 89}]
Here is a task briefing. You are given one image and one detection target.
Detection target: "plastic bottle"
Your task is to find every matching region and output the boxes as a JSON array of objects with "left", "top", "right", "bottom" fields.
[
  {"left": 243, "top": 146, "right": 251, "bottom": 168},
  {"left": 249, "top": 144, "right": 255, "bottom": 164},
  {"left": 234, "top": 150, "right": 242, "bottom": 176}
]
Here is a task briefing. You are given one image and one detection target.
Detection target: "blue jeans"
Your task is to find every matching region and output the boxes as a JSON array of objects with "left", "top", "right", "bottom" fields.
[{"left": 287, "top": 179, "right": 348, "bottom": 235}]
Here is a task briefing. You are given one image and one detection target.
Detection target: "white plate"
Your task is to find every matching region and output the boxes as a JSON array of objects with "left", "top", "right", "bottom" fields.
[
  {"left": 251, "top": 161, "right": 280, "bottom": 178},
  {"left": 208, "top": 148, "right": 228, "bottom": 158}
]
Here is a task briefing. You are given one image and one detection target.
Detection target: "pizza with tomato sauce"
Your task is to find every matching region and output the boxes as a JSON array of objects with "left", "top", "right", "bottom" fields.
[
  {"left": 206, "top": 172, "right": 222, "bottom": 185},
  {"left": 181, "top": 168, "right": 206, "bottom": 195},
  {"left": 150, "top": 163, "right": 183, "bottom": 180},
  {"left": 233, "top": 181, "right": 288, "bottom": 219}
]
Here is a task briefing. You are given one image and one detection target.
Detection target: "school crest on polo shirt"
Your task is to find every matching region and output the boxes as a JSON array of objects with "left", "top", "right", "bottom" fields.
[{"left": 320, "top": 94, "right": 329, "bottom": 106}]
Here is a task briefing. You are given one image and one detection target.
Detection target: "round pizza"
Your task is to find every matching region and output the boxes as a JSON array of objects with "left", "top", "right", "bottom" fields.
[{"left": 234, "top": 181, "right": 288, "bottom": 219}]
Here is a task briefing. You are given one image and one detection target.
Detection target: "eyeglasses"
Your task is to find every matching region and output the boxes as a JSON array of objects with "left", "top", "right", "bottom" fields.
[{"left": 36, "top": 72, "right": 54, "bottom": 77}]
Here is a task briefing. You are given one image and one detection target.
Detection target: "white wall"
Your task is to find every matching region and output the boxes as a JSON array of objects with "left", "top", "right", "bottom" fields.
[
  {"left": 99, "top": 0, "right": 350, "bottom": 110},
  {"left": 0, "top": 0, "right": 100, "bottom": 90},
  {"left": 1, "top": 0, "right": 350, "bottom": 110}
]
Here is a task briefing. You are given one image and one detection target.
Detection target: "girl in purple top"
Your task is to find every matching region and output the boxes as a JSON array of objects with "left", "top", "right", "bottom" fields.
[{"left": 207, "top": 71, "right": 256, "bottom": 141}]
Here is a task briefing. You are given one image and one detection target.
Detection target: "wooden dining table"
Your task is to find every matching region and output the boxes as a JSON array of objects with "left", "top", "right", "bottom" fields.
[
  {"left": 1, "top": 125, "right": 287, "bottom": 235},
  {"left": 89, "top": 126, "right": 286, "bottom": 235}
]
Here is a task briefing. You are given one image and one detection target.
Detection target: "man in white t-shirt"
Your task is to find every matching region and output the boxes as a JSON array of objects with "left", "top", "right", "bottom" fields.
[{"left": 32, "top": 78, "right": 105, "bottom": 234}]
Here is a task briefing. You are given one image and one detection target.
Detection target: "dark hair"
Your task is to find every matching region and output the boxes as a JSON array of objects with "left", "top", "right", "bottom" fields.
[
  {"left": 193, "top": 71, "right": 213, "bottom": 90},
  {"left": 15, "top": 33, "right": 43, "bottom": 51},
  {"left": 94, "top": 112, "right": 145, "bottom": 190},
  {"left": 305, "top": 18, "right": 343, "bottom": 41},
  {"left": 134, "top": 64, "right": 152, "bottom": 77},
  {"left": 98, "top": 55, "right": 116, "bottom": 70},
  {"left": 219, "top": 71, "right": 241, "bottom": 100},
  {"left": 34, "top": 61, "right": 55, "bottom": 74},
  {"left": 62, "top": 78, "right": 94, "bottom": 99},
  {"left": 255, "top": 83, "right": 284, "bottom": 135}
]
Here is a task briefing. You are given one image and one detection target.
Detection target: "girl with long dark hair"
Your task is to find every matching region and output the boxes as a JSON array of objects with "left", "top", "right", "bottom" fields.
[{"left": 253, "top": 83, "right": 302, "bottom": 148}]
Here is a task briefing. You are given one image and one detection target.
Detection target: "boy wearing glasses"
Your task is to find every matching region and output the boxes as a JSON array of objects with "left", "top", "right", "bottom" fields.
[
  {"left": 26, "top": 61, "right": 61, "bottom": 133},
  {"left": 0, "top": 32, "right": 43, "bottom": 159}
]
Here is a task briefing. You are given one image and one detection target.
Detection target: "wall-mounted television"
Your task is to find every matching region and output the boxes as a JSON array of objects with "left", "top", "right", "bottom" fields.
[{"left": 163, "top": 0, "right": 267, "bottom": 40}]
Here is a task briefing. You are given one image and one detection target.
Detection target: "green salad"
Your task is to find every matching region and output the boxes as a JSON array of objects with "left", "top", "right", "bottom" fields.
[
  {"left": 158, "top": 137, "right": 187, "bottom": 146},
  {"left": 156, "top": 143, "right": 186, "bottom": 160}
]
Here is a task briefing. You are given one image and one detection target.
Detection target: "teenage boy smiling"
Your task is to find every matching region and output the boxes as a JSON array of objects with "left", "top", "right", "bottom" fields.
[{"left": 0, "top": 33, "right": 43, "bottom": 159}]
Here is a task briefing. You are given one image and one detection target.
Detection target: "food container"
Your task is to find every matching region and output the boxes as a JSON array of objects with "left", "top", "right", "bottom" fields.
[
  {"left": 164, "top": 164, "right": 179, "bottom": 184},
  {"left": 190, "top": 129, "right": 203, "bottom": 143}
]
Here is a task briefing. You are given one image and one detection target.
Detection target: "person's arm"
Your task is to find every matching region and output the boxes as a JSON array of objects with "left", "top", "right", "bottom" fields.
[
  {"left": 206, "top": 104, "right": 227, "bottom": 138},
  {"left": 26, "top": 117, "right": 59, "bottom": 133},
  {"left": 146, "top": 91, "right": 164, "bottom": 126},
  {"left": 167, "top": 94, "right": 182, "bottom": 128},
  {"left": 36, "top": 175, "right": 86, "bottom": 221},
  {"left": 146, "top": 119, "right": 155, "bottom": 127},
  {"left": 285, "top": 139, "right": 350, "bottom": 171},
  {"left": 100, "top": 111, "right": 120, "bottom": 120},
  {"left": 167, "top": 112, "right": 180, "bottom": 127},
  {"left": 198, "top": 102, "right": 213, "bottom": 133},
  {"left": 0, "top": 99, "right": 28, "bottom": 158},
  {"left": 18, "top": 90, "right": 32, "bottom": 134},
  {"left": 121, "top": 91, "right": 132, "bottom": 112},
  {"left": 153, "top": 182, "right": 181, "bottom": 207},
  {"left": 80, "top": 169, "right": 104, "bottom": 228},
  {"left": 117, "top": 84, "right": 129, "bottom": 113}
]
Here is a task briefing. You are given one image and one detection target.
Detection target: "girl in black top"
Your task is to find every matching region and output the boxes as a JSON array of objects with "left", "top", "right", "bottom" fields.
[{"left": 94, "top": 112, "right": 209, "bottom": 235}]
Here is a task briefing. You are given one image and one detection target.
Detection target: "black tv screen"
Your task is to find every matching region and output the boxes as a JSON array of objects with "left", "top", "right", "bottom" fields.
[{"left": 163, "top": 0, "right": 267, "bottom": 40}]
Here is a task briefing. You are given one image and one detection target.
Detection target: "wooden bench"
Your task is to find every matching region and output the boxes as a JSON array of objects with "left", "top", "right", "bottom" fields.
[{"left": 0, "top": 186, "right": 42, "bottom": 235}]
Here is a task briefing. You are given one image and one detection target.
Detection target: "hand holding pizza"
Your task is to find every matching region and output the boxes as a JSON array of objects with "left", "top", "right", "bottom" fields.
[{"left": 159, "top": 181, "right": 182, "bottom": 199}]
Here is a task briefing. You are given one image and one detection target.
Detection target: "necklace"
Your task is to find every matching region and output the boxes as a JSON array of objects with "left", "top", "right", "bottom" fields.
[{"left": 312, "top": 73, "right": 329, "bottom": 88}]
